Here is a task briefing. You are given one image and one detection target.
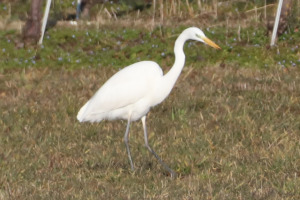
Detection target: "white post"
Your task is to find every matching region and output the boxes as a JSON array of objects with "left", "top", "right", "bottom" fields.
[
  {"left": 38, "top": 0, "right": 52, "bottom": 45},
  {"left": 76, "top": 0, "right": 82, "bottom": 20},
  {"left": 270, "top": 0, "right": 284, "bottom": 46}
]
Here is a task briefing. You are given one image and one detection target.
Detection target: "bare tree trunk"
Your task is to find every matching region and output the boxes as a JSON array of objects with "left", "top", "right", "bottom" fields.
[
  {"left": 23, "top": 0, "right": 42, "bottom": 44},
  {"left": 80, "top": 0, "right": 94, "bottom": 19}
]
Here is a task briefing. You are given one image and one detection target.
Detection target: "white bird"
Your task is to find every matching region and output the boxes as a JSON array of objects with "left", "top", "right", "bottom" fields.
[{"left": 77, "top": 27, "right": 220, "bottom": 177}]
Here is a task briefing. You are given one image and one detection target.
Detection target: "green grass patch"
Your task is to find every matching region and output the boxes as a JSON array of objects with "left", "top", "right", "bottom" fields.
[{"left": 0, "top": 25, "right": 299, "bottom": 71}]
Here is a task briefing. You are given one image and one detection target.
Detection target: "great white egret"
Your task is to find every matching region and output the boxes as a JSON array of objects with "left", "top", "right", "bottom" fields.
[{"left": 77, "top": 27, "right": 220, "bottom": 177}]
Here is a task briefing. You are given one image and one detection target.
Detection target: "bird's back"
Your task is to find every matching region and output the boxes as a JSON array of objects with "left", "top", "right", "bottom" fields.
[{"left": 77, "top": 61, "right": 163, "bottom": 122}]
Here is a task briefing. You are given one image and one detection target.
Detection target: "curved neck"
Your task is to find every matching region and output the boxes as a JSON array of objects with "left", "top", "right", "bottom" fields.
[{"left": 162, "top": 34, "right": 187, "bottom": 92}]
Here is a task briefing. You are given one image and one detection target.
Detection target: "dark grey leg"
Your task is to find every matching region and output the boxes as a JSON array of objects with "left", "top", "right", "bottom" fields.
[
  {"left": 141, "top": 116, "right": 176, "bottom": 178},
  {"left": 124, "top": 116, "right": 134, "bottom": 170}
]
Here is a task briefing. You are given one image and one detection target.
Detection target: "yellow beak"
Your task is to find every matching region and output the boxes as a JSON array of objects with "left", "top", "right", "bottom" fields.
[{"left": 202, "top": 36, "right": 221, "bottom": 49}]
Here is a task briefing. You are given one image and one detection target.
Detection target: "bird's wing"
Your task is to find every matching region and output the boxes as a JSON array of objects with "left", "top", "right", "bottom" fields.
[{"left": 79, "top": 61, "right": 163, "bottom": 118}]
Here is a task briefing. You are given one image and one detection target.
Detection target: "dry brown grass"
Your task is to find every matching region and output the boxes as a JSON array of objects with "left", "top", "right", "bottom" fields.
[{"left": 1, "top": 65, "right": 299, "bottom": 199}]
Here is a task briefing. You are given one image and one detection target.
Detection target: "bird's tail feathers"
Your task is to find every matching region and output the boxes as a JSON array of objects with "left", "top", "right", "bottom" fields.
[{"left": 77, "top": 101, "right": 90, "bottom": 122}]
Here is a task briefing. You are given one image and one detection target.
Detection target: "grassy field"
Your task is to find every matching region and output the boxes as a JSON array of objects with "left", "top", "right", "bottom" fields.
[
  {"left": 1, "top": 0, "right": 300, "bottom": 199},
  {"left": 1, "top": 65, "right": 300, "bottom": 199}
]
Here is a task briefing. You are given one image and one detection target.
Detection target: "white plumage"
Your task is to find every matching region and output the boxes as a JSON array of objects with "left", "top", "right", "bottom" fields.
[
  {"left": 77, "top": 27, "right": 220, "bottom": 177},
  {"left": 77, "top": 61, "right": 163, "bottom": 122}
]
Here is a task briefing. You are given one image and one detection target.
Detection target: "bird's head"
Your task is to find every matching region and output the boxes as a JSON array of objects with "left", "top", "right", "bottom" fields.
[{"left": 184, "top": 27, "right": 221, "bottom": 49}]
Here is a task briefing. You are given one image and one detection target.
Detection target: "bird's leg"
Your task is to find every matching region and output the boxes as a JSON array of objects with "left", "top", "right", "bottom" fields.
[
  {"left": 141, "top": 116, "right": 176, "bottom": 178},
  {"left": 124, "top": 116, "right": 134, "bottom": 171}
]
